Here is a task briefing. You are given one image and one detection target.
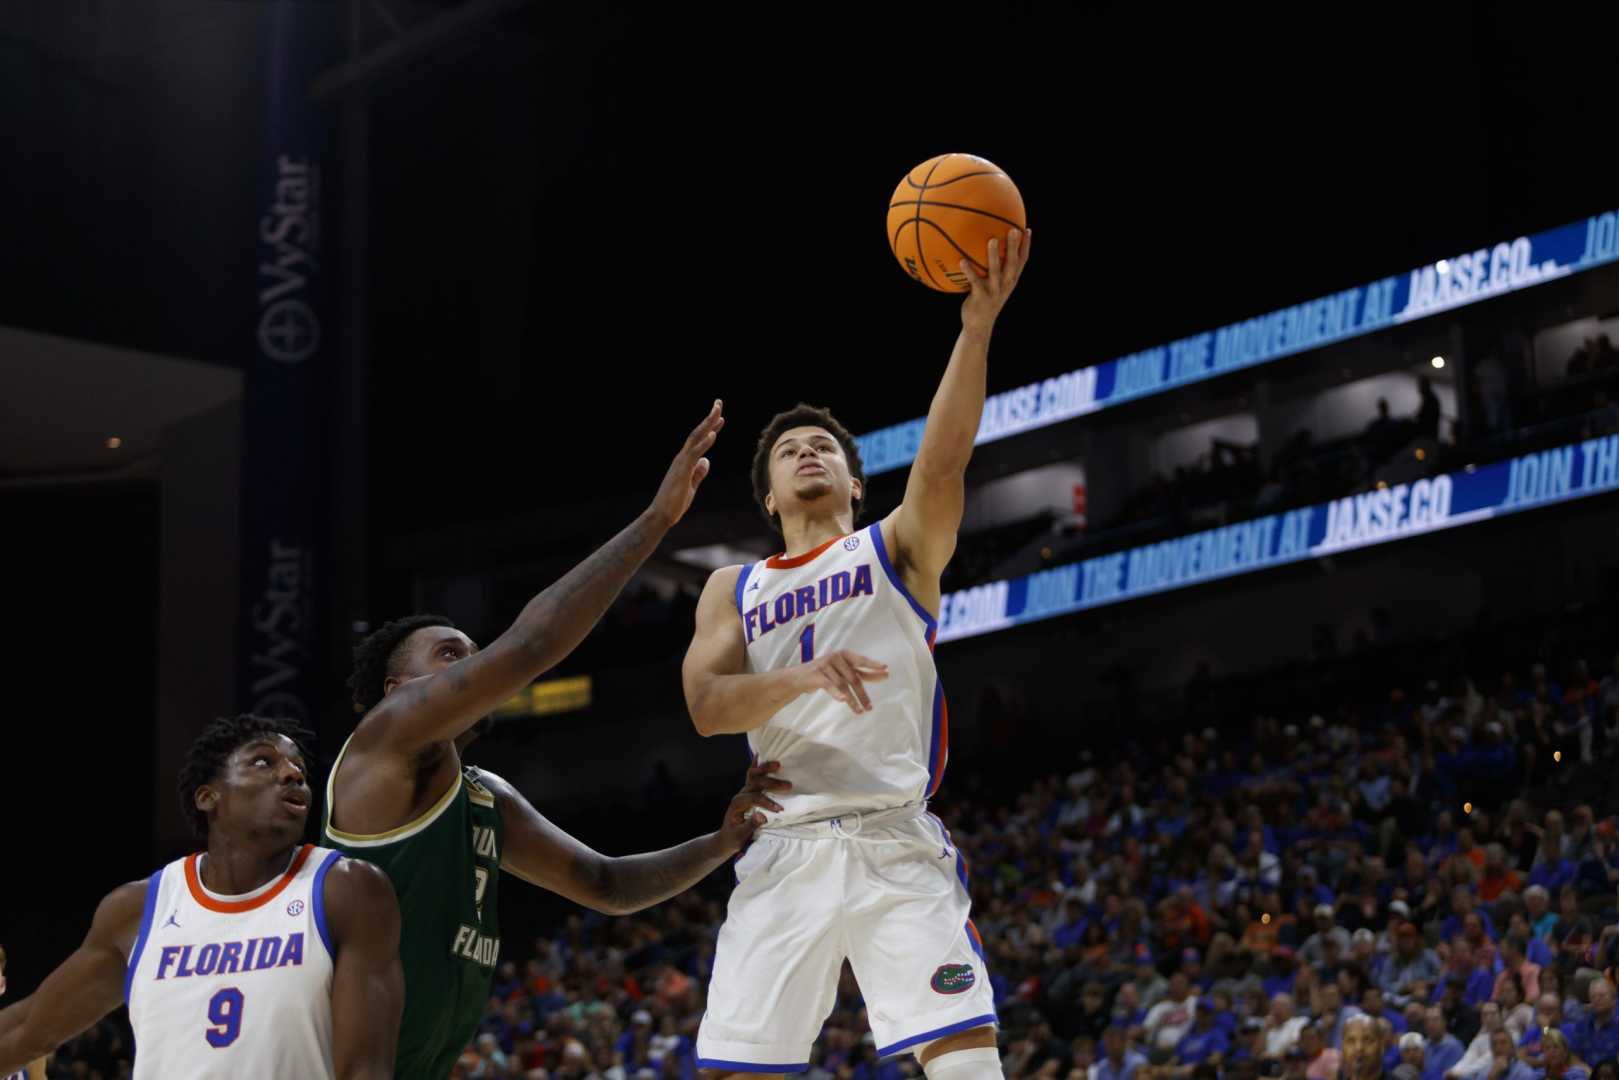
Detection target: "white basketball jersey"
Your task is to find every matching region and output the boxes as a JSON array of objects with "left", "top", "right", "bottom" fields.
[
  {"left": 734, "top": 522, "right": 946, "bottom": 826},
  {"left": 125, "top": 844, "right": 341, "bottom": 1080}
]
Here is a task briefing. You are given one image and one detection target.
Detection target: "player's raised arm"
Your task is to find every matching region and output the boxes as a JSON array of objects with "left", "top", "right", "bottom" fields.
[
  {"left": 0, "top": 881, "right": 144, "bottom": 1073},
  {"left": 476, "top": 765, "right": 789, "bottom": 915},
  {"left": 325, "top": 859, "right": 404, "bottom": 1080},
  {"left": 889, "top": 227, "right": 1031, "bottom": 582},
  {"left": 358, "top": 401, "right": 724, "bottom": 754},
  {"left": 682, "top": 565, "right": 889, "bottom": 734}
]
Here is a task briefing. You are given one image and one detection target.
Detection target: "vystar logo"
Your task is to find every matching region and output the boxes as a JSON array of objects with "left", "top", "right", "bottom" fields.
[{"left": 930, "top": 963, "right": 975, "bottom": 995}]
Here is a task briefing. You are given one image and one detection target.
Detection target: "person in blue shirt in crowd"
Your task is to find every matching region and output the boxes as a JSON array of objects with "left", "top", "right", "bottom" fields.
[
  {"left": 1297, "top": 864, "right": 1335, "bottom": 908},
  {"left": 1364, "top": 986, "right": 1408, "bottom": 1035},
  {"left": 1475, "top": 1027, "right": 1537, "bottom": 1080},
  {"left": 1562, "top": 978, "right": 1619, "bottom": 1068},
  {"left": 1443, "top": 887, "right": 1500, "bottom": 944},
  {"left": 1522, "top": 993, "right": 1566, "bottom": 1068},
  {"left": 1433, "top": 940, "right": 1497, "bottom": 1009},
  {"left": 1425, "top": 1005, "right": 1468, "bottom": 1080},
  {"left": 1168, "top": 1000, "right": 1231, "bottom": 1076},
  {"left": 1096, "top": 1025, "right": 1148, "bottom": 1080},
  {"left": 1537, "top": 1029, "right": 1590, "bottom": 1080},
  {"left": 1053, "top": 897, "right": 1089, "bottom": 950}
]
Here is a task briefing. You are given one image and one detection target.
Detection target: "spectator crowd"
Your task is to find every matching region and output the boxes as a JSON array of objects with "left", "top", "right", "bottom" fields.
[{"left": 24, "top": 632, "right": 1619, "bottom": 1080}]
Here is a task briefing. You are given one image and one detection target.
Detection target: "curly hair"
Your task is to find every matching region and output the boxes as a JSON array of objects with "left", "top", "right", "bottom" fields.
[
  {"left": 346, "top": 614, "right": 457, "bottom": 715},
  {"left": 176, "top": 713, "right": 316, "bottom": 840},
  {"left": 750, "top": 403, "right": 866, "bottom": 535}
]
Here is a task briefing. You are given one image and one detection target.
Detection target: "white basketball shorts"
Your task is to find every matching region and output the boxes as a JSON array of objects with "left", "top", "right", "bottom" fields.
[{"left": 696, "top": 807, "right": 997, "bottom": 1071}]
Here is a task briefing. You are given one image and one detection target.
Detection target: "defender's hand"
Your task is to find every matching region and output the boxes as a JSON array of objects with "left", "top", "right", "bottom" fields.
[
  {"left": 960, "top": 227, "right": 1031, "bottom": 335},
  {"left": 793, "top": 650, "right": 890, "bottom": 713},
  {"left": 650, "top": 400, "right": 725, "bottom": 526},
  {"left": 717, "top": 761, "right": 793, "bottom": 850}
]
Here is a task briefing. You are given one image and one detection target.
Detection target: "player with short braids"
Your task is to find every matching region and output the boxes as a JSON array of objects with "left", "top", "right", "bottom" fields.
[
  {"left": 0, "top": 714, "right": 404, "bottom": 1078},
  {"left": 176, "top": 712, "right": 316, "bottom": 839},
  {"left": 346, "top": 614, "right": 458, "bottom": 716}
]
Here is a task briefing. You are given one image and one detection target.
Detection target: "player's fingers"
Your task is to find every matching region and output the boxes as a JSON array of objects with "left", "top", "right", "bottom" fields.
[
  {"left": 819, "top": 676, "right": 855, "bottom": 709},
  {"left": 958, "top": 259, "right": 982, "bottom": 296},
  {"left": 744, "top": 791, "right": 784, "bottom": 814},
  {"left": 690, "top": 457, "right": 711, "bottom": 489},
  {"left": 843, "top": 651, "right": 888, "bottom": 670},
  {"left": 686, "top": 400, "right": 724, "bottom": 453},
  {"left": 828, "top": 656, "right": 868, "bottom": 712},
  {"left": 1007, "top": 228, "right": 1027, "bottom": 282},
  {"left": 745, "top": 764, "right": 791, "bottom": 791},
  {"left": 986, "top": 237, "right": 1003, "bottom": 293},
  {"left": 833, "top": 659, "right": 873, "bottom": 712}
]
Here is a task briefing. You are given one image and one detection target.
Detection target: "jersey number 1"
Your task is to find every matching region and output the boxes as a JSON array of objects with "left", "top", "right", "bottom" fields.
[{"left": 799, "top": 624, "right": 815, "bottom": 663}]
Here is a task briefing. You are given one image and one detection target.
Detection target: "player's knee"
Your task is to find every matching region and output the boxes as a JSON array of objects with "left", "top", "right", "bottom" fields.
[{"left": 918, "top": 1044, "right": 1003, "bottom": 1080}]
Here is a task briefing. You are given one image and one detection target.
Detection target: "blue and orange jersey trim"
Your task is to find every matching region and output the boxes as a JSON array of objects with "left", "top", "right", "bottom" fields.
[
  {"left": 869, "top": 523, "right": 949, "bottom": 796},
  {"left": 184, "top": 844, "right": 315, "bottom": 914}
]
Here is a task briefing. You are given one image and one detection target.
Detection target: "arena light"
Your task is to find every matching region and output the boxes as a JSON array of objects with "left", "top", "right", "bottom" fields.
[
  {"left": 1432, "top": 356, "right": 1446, "bottom": 369},
  {"left": 1463, "top": 802, "right": 1473, "bottom": 815},
  {"left": 1415, "top": 448, "right": 1426, "bottom": 461},
  {"left": 496, "top": 675, "right": 593, "bottom": 718},
  {"left": 105, "top": 436, "right": 122, "bottom": 449},
  {"left": 1554, "top": 750, "right": 1563, "bottom": 763},
  {"left": 1436, "top": 259, "right": 1450, "bottom": 275}
]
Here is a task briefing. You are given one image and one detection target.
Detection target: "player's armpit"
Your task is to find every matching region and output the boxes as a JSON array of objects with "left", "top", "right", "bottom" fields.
[
  {"left": 325, "top": 859, "right": 403, "bottom": 1080},
  {"left": 0, "top": 881, "right": 145, "bottom": 1074}
]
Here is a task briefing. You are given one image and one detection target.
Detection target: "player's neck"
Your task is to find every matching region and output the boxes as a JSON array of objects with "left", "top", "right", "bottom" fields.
[
  {"left": 198, "top": 839, "right": 302, "bottom": 896},
  {"left": 778, "top": 512, "right": 854, "bottom": 559}
]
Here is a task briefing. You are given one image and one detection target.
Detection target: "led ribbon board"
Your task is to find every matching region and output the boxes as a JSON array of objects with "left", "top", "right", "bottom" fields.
[
  {"left": 936, "top": 435, "right": 1619, "bottom": 642},
  {"left": 858, "top": 208, "right": 1619, "bottom": 477}
]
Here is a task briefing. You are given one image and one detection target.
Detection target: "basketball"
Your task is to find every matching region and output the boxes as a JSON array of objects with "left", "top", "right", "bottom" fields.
[{"left": 888, "top": 153, "right": 1026, "bottom": 293}]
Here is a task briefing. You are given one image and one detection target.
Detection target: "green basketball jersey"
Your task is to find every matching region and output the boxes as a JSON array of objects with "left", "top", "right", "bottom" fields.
[{"left": 323, "top": 735, "right": 504, "bottom": 1080}]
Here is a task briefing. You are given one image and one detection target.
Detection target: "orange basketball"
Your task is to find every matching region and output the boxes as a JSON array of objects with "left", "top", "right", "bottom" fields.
[{"left": 888, "top": 153, "right": 1026, "bottom": 293}]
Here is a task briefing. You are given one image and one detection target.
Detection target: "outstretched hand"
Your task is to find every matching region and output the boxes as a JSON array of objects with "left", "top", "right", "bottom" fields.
[
  {"left": 650, "top": 400, "right": 725, "bottom": 526},
  {"left": 960, "top": 227, "right": 1031, "bottom": 334}
]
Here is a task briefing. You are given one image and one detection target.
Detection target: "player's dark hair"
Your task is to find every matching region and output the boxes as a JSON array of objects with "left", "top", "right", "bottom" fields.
[
  {"left": 177, "top": 713, "right": 316, "bottom": 840},
  {"left": 347, "top": 614, "right": 458, "bottom": 715},
  {"left": 751, "top": 403, "right": 867, "bottom": 535}
]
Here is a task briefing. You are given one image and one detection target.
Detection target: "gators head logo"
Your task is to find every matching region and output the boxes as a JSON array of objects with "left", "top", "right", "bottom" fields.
[{"left": 931, "top": 963, "right": 976, "bottom": 995}]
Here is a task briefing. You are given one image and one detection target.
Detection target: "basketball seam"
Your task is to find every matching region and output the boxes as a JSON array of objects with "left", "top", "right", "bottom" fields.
[
  {"left": 888, "top": 199, "right": 1024, "bottom": 231},
  {"left": 905, "top": 169, "right": 1002, "bottom": 190},
  {"left": 912, "top": 155, "right": 951, "bottom": 290},
  {"left": 916, "top": 217, "right": 987, "bottom": 286},
  {"left": 891, "top": 218, "right": 917, "bottom": 259}
]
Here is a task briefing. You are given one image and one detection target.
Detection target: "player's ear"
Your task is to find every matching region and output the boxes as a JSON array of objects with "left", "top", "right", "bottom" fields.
[
  {"left": 382, "top": 675, "right": 401, "bottom": 696},
  {"left": 850, "top": 477, "right": 863, "bottom": 504},
  {"left": 195, "top": 782, "right": 219, "bottom": 817},
  {"left": 764, "top": 490, "right": 776, "bottom": 517}
]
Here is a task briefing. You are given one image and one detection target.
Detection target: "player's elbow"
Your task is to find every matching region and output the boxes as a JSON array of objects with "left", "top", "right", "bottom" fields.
[
  {"left": 5, "top": 1025, "right": 55, "bottom": 1072},
  {"left": 684, "top": 682, "right": 720, "bottom": 737}
]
